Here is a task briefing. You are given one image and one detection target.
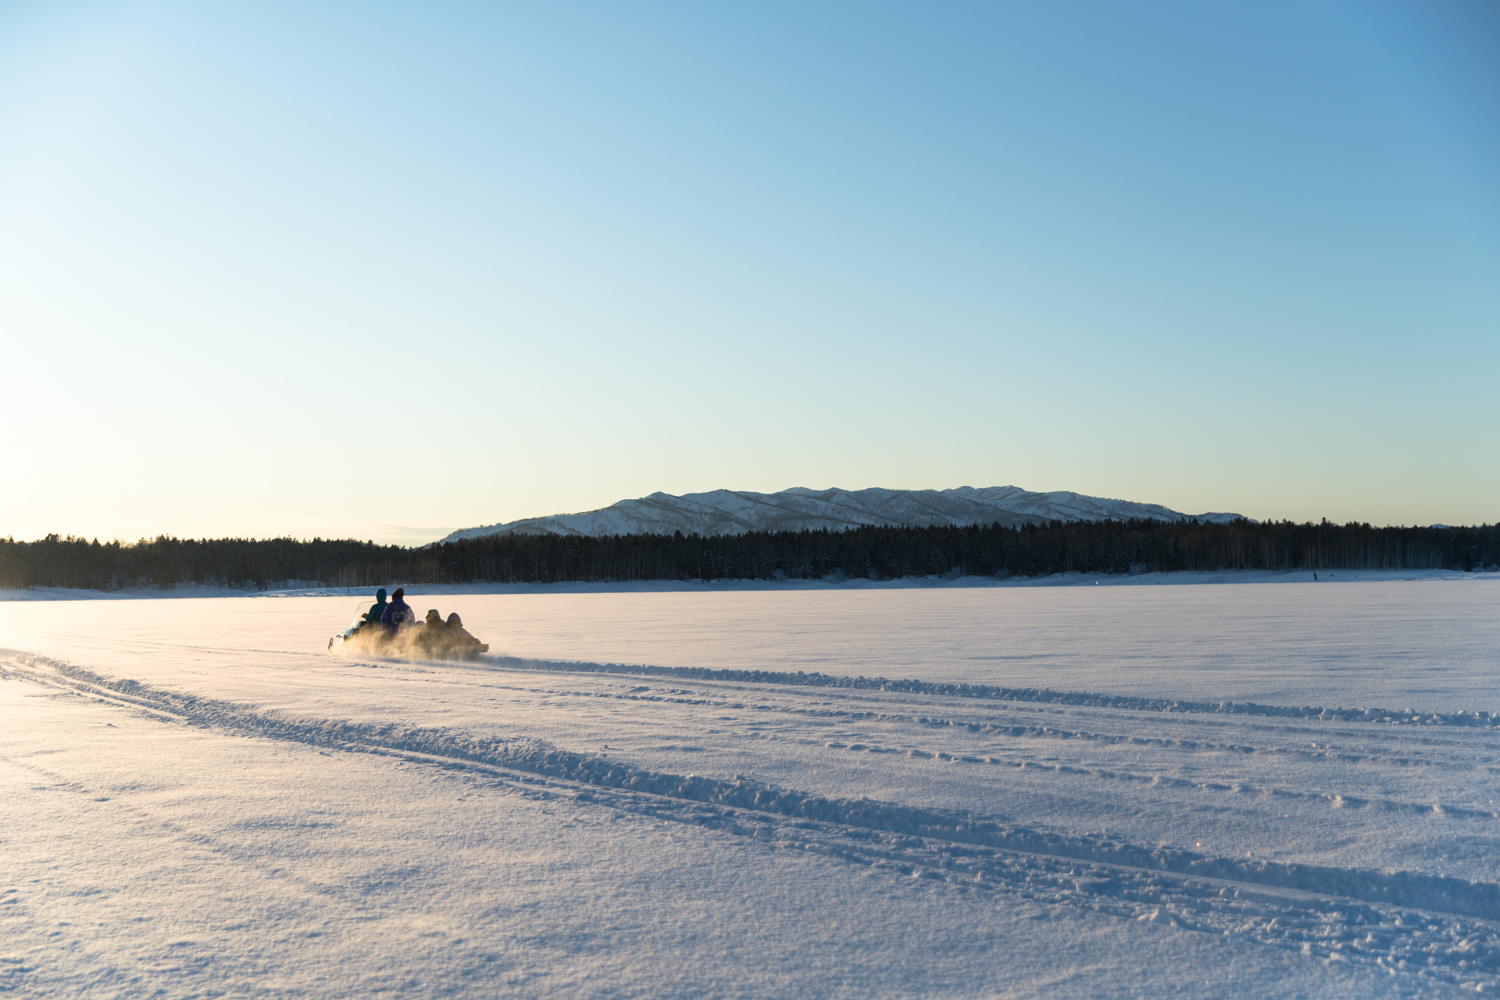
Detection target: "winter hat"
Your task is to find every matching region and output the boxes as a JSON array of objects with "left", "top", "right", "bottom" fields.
[
  {"left": 446, "top": 613, "right": 462, "bottom": 627},
  {"left": 392, "top": 587, "right": 404, "bottom": 599},
  {"left": 426, "top": 609, "right": 441, "bottom": 623}
]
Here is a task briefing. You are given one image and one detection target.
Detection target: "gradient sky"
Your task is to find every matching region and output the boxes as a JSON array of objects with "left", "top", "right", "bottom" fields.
[{"left": 2, "top": 1, "right": 1496, "bottom": 544}]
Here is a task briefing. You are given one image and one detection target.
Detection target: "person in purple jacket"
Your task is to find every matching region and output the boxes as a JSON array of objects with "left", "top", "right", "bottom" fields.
[{"left": 380, "top": 587, "right": 414, "bottom": 632}]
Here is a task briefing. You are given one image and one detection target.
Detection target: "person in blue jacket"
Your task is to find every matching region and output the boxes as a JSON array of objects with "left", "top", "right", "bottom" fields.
[
  {"left": 362, "top": 588, "right": 388, "bottom": 624},
  {"left": 381, "top": 587, "right": 414, "bottom": 631}
]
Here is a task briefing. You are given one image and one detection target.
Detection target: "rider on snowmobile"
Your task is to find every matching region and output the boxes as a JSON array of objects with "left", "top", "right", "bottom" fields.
[
  {"left": 415, "top": 609, "right": 451, "bottom": 654},
  {"left": 362, "top": 588, "right": 388, "bottom": 624},
  {"left": 446, "top": 612, "right": 480, "bottom": 646},
  {"left": 381, "top": 587, "right": 414, "bottom": 631}
]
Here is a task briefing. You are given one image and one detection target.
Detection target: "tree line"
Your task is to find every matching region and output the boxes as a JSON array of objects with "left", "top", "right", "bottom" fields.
[{"left": 2, "top": 519, "right": 1497, "bottom": 592}]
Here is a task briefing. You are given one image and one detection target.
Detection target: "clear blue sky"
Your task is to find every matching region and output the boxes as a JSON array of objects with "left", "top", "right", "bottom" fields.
[{"left": 2, "top": 1, "right": 1496, "bottom": 543}]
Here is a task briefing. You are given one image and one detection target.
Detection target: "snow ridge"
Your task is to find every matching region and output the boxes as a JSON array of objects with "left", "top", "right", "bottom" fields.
[
  {"left": 17, "top": 653, "right": 1500, "bottom": 942},
  {"left": 441, "top": 486, "right": 1246, "bottom": 542},
  {"left": 481, "top": 656, "right": 1500, "bottom": 729}
]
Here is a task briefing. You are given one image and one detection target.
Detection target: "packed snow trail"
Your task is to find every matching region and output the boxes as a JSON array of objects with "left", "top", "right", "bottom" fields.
[
  {"left": 1, "top": 674, "right": 1390, "bottom": 999},
  {"left": 486, "top": 653, "right": 1500, "bottom": 727},
  {"left": 4, "top": 585, "right": 1498, "bottom": 996},
  {"left": 7, "top": 650, "right": 1500, "bottom": 994}
]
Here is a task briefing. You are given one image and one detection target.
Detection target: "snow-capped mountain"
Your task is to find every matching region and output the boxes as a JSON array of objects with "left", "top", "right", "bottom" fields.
[{"left": 439, "top": 486, "right": 1245, "bottom": 542}]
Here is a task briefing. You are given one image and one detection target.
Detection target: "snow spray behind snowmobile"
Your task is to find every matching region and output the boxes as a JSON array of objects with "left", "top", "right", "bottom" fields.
[{"left": 327, "top": 601, "right": 489, "bottom": 661}]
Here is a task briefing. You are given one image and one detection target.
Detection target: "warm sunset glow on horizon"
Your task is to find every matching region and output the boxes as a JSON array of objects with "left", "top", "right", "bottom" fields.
[{"left": 2, "top": 2, "right": 1496, "bottom": 544}]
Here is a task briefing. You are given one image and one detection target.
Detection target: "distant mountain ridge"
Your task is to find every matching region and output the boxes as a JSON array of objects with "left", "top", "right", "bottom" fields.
[{"left": 439, "top": 486, "right": 1246, "bottom": 543}]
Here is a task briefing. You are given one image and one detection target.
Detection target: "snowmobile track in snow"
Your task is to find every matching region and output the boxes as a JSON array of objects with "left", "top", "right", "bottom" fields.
[
  {"left": 8, "top": 650, "right": 1500, "bottom": 993},
  {"left": 469, "top": 676, "right": 1500, "bottom": 824},
  {"left": 480, "top": 654, "right": 1500, "bottom": 730}
]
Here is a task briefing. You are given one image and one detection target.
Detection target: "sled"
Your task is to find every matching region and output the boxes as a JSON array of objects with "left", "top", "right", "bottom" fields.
[{"left": 327, "top": 602, "right": 489, "bottom": 661}]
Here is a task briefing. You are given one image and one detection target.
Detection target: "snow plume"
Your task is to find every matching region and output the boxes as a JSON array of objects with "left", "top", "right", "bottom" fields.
[
  {"left": 327, "top": 593, "right": 486, "bottom": 659},
  {"left": 335, "top": 623, "right": 426, "bottom": 658}
]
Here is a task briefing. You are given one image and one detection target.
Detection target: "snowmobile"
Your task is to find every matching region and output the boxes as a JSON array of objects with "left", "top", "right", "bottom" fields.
[{"left": 327, "top": 602, "right": 489, "bottom": 661}]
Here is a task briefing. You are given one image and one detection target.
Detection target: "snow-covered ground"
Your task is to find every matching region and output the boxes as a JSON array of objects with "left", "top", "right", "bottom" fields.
[
  {"left": 438, "top": 484, "right": 1246, "bottom": 541},
  {"left": 2, "top": 566, "right": 1487, "bottom": 602},
  {"left": 3, "top": 578, "right": 1498, "bottom": 996}
]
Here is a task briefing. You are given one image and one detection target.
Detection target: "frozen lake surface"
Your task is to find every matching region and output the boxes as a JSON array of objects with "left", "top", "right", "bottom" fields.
[{"left": 3, "top": 577, "right": 1498, "bottom": 996}]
